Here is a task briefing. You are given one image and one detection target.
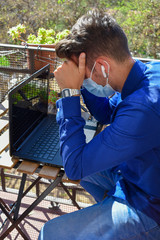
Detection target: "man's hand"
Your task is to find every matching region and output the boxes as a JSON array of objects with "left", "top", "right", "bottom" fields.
[{"left": 54, "top": 53, "right": 86, "bottom": 90}]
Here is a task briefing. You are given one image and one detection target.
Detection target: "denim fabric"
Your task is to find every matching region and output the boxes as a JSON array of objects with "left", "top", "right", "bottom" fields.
[
  {"left": 80, "top": 168, "right": 122, "bottom": 202},
  {"left": 38, "top": 169, "right": 160, "bottom": 240},
  {"left": 38, "top": 196, "right": 160, "bottom": 240}
]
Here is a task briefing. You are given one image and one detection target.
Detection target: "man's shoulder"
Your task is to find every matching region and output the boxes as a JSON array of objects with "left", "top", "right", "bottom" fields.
[{"left": 124, "top": 84, "right": 160, "bottom": 115}]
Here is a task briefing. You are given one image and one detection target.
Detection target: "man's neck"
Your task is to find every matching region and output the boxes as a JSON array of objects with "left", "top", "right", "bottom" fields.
[{"left": 110, "top": 57, "right": 135, "bottom": 92}]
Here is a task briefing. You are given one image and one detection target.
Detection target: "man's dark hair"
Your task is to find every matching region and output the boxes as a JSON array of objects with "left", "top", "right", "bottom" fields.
[{"left": 56, "top": 9, "right": 131, "bottom": 67}]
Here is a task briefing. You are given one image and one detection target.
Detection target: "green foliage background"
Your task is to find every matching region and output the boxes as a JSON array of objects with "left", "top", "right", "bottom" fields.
[{"left": 0, "top": 0, "right": 159, "bottom": 59}]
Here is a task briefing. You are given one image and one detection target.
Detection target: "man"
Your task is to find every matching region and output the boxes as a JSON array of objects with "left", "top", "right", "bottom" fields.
[{"left": 39, "top": 9, "right": 160, "bottom": 239}]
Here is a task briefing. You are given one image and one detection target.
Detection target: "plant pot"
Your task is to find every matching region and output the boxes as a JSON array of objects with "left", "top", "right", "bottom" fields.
[{"left": 27, "top": 44, "right": 56, "bottom": 73}]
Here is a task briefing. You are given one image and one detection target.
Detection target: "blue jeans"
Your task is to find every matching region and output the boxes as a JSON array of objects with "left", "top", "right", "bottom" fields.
[{"left": 38, "top": 170, "right": 160, "bottom": 240}]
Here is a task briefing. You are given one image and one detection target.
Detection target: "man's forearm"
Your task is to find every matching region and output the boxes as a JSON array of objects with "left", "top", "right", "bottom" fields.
[{"left": 81, "top": 88, "right": 111, "bottom": 124}]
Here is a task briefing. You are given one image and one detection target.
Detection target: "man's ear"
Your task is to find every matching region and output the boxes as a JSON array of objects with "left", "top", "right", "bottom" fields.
[{"left": 96, "top": 57, "right": 111, "bottom": 74}]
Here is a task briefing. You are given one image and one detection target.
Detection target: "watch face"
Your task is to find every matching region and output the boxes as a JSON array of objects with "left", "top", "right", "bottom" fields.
[
  {"left": 62, "top": 89, "right": 70, "bottom": 97},
  {"left": 65, "top": 89, "right": 70, "bottom": 97}
]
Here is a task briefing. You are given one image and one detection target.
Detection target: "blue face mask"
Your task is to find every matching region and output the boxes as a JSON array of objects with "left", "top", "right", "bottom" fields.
[{"left": 83, "top": 61, "right": 115, "bottom": 98}]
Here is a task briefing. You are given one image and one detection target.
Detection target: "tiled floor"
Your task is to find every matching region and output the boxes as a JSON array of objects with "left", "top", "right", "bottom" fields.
[{"left": 0, "top": 191, "right": 78, "bottom": 240}]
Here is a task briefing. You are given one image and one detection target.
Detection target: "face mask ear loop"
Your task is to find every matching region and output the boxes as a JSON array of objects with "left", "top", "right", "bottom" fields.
[
  {"left": 90, "top": 61, "right": 97, "bottom": 79},
  {"left": 106, "top": 75, "right": 109, "bottom": 85},
  {"left": 103, "top": 61, "right": 110, "bottom": 85}
]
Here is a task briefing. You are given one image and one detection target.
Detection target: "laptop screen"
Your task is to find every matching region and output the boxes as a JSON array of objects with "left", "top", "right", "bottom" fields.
[{"left": 9, "top": 67, "right": 49, "bottom": 154}]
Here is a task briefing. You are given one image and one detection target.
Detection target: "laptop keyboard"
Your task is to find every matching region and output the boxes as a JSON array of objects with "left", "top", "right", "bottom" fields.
[{"left": 26, "top": 119, "right": 60, "bottom": 161}]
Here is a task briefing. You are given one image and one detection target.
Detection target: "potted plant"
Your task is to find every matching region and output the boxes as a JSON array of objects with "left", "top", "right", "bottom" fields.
[{"left": 8, "top": 24, "right": 70, "bottom": 72}]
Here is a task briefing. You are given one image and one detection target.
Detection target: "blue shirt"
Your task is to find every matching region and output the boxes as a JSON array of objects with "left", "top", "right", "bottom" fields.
[{"left": 56, "top": 60, "right": 160, "bottom": 224}]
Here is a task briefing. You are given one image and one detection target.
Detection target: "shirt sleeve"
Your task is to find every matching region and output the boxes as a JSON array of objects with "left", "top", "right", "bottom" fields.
[
  {"left": 81, "top": 88, "right": 121, "bottom": 124},
  {"left": 56, "top": 95, "right": 160, "bottom": 180}
]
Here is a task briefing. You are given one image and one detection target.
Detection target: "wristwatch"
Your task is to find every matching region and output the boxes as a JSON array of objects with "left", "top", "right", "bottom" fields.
[{"left": 61, "top": 88, "right": 81, "bottom": 98}]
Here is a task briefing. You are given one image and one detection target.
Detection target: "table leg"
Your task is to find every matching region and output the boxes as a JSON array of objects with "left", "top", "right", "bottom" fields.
[
  {"left": 0, "top": 176, "right": 42, "bottom": 239},
  {"left": 0, "top": 202, "right": 29, "bottom": 240},
  {"left": 0, "top": 171, "right": 64, "bottom": 239},
  {"left": 60, "top": 182, "right": 81, "bottom": 210},
  {"left": 13, "top": 173, "right": 27, "bottom": 220},
  {"left": 0, "top": 168, "right": 6, "bottom": 192}
]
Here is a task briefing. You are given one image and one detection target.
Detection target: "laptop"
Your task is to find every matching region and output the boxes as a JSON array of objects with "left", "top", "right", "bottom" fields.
[{"left": 9, "top": 65, "right": 98, "bottom": 167}]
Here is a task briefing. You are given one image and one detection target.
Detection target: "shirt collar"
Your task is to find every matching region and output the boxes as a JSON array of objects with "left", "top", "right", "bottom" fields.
[{"left": 121, "top": 60, "right": 147, "bottom": 100}]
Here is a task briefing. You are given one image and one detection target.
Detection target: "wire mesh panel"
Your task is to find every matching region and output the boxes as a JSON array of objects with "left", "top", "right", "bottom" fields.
[
  {"left": 0, "top": 46, "right": 28, "bottom": 70},
  {"left": 0, "top": 71, "right": 30, "bottom": 103},
  {"left": 0, "top": 44, "right": 61, "bottom": 103},
  {"left": 0, "top": 44, "right": 59, "bottom": 74}
]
